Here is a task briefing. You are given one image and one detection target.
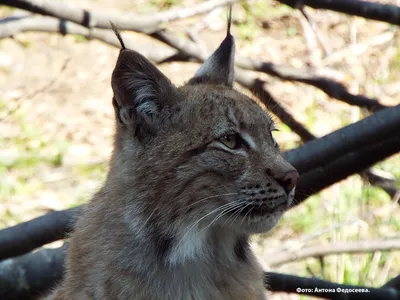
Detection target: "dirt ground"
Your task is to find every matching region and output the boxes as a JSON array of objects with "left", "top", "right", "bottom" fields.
[{"left": 0, "top": 0, "right": 399, "bottom": 299}]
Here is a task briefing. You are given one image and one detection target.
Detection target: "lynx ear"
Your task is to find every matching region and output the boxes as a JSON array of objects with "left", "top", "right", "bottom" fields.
[
  {"left": 111, "top": 48, "right": 178, "bottom": 137},
  {"left": 189, "top": 10, "right": 235, "bottom": 87}
]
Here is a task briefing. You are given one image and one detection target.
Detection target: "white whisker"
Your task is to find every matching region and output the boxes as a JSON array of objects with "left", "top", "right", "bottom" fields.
[
  {"left": 200, "top": 201, "right": 245, "bottom": 234},
  {"left": 178, "top": 201, "right": 240, "bottom": 240},
  {"left": 241, "top": 205, "right": 255, "bottom": 225},
  {"left": 228, "top": 202, "right": 253, "bottom": 228},
  {"left": 179, "top": 192, "right": 239, "bottom": 212}
]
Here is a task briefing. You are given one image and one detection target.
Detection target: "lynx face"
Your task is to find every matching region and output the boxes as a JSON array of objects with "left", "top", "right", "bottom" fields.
[
  {"left": 151, "top": 85, "right": 297, "bottom": 235},
  {"left": 110, "top": 25, "right": 298, "bottom": 261}
]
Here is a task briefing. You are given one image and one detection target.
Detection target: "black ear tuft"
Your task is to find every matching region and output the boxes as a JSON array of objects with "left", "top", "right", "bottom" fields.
[
  {"left": 227, "top": 5, "right": 232, "bottom": 36},
  {"left": 110, "top": 22, "right": 126, "bottom": 50},
  {"left": 189, "top": 7, "right": 235, "bottom": 87}
]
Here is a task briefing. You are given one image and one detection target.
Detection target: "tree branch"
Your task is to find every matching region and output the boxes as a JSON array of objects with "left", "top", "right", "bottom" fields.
[
  {"left": 0, "top": 207, "right": 81, "bottom": 261},
  {"left": 284, "top": 105, "right": 400, "bottom": 174},
  {"left": 0, "top": 245, "right": 67, "bottom": 300},
  {"left": 278, "top": 0, "right": 400, "bottom": 26},
  {"left": 267, "top": 239, "right": 400, "bottom": 268},
  {"left": 235, "top": 59, "right": 387, "bottom": 112},
  {"left": 152, "top": 28, "right": 389, "bottom": 112},
  {"left": 0, "top": 16, "right": 182, "bottom": 63},
  {"left": 294, "top": 135, "right": 400, "bottom": 204},
  {"left": 1, "top": 0, "right": 238, "bottom": 33}
]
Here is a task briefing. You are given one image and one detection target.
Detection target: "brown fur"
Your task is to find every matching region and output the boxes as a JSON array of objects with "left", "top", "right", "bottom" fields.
[{"left": 44, "top": 25, "right": 298, "bottom": 300}]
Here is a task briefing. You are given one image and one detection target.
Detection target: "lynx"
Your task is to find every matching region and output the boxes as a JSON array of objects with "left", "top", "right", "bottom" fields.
[{"left": 44, "top": 15, "right": 298, "bottom": 300}]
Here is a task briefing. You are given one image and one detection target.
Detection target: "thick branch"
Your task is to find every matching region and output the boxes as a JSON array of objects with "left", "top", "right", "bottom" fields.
[
  {"left": 0, "top": 207, "right": 80, "bottom": 261},
  {"left": 268, "top": 239, "right": 400, "bottom": 268},
  {"left": 1, "top": 0, "right": 238, "bottom": 33},
  {"left": 294, "top": 135, "right": 400, "bottom": 204},
  {"left": 0, "top": 245, "right": 67, "bottom": 300},
  {"left": 278, "top": 0, "right": 400, "bottom": 26},
  {"left": 284, "top": 105, "right": 400, "bottom": 174}
]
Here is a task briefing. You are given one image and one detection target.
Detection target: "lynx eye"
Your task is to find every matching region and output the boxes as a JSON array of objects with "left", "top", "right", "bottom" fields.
[
  {"left": 270, "top": 128, "right": 280, "bottom": 149},
  {"left": 219, "top": 133, "right": 244, "bottom": 150}
]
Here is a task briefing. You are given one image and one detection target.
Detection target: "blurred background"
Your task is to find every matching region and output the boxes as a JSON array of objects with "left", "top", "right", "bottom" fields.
[{"left": 0, "top": 0, "right": 399, "bottom": 299}]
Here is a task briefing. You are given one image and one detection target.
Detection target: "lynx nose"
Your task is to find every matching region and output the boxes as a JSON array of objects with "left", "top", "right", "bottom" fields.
[{"left": 275, "top": 170, "right": 299, "bottom": 193}]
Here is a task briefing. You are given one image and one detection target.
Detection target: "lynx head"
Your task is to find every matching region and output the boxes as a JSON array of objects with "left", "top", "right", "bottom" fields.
[{"left": 109, "top": 17, "right": 298, "bottom": 260}]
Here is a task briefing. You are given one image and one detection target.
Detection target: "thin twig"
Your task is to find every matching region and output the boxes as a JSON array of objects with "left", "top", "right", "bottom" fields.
[
  {"left": 276, "top": 217, "right": 363, "bottom": 252},
  {"left": 1, "top": 57, "right": 70, "bottom": 123},
  {"left": 299, "top": 6, "right": 331, "bottom": 57},
  {"left": 267, "top": 238, "right": 400, "bottom": 268}
]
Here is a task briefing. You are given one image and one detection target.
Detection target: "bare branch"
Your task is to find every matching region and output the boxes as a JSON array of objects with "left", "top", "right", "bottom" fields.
[
  {"left": 298, "top": 6, "right": 331, "bottom": 57},
  {"left": 284, "top": 105, "right": 400, "bottom": 174},
  {"left": 0, "top": 245, "right": 67, "bottom": 300},
  {"left": 278, "top": 0, "right": 400, "bottom": 26},
  {"left": 0, "top": 16, "right": 182, "bottom": 63},
  {"left": 235, "top": 58, "right": 387, "bottom": 112},
  {"left": 0, "top": 207, "right": 81, "bottom": 261},
  {"left": 267, "top": 239, "right": 400, "bottom": 268},
  {"left": 294, "top": 135, "right": 400, "bottom": 204},
  {"left": 1, "top": 0, "right": 238, "bottom": 33},
  {"left": 0, "top": 16, "right": 389, "bottom": 112},
  {"left": 152, "top": 28, "right": 388, "bottom": 112}
]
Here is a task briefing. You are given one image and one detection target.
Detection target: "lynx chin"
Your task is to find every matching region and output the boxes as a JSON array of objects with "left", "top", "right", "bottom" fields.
[{"left": 43, "top": 12, "right": 299, "bottom": 300}]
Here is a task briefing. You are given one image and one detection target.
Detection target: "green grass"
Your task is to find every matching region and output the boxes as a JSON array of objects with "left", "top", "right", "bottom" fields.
[
  {"left": 73, "top": 34, "right": 89, "bottom": 43},
  {"left": 0, "top": 97, "right": 108, "bottom": 227},
  {"left": 149, "top": 0, "right": 182, "bottom": 10}
]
